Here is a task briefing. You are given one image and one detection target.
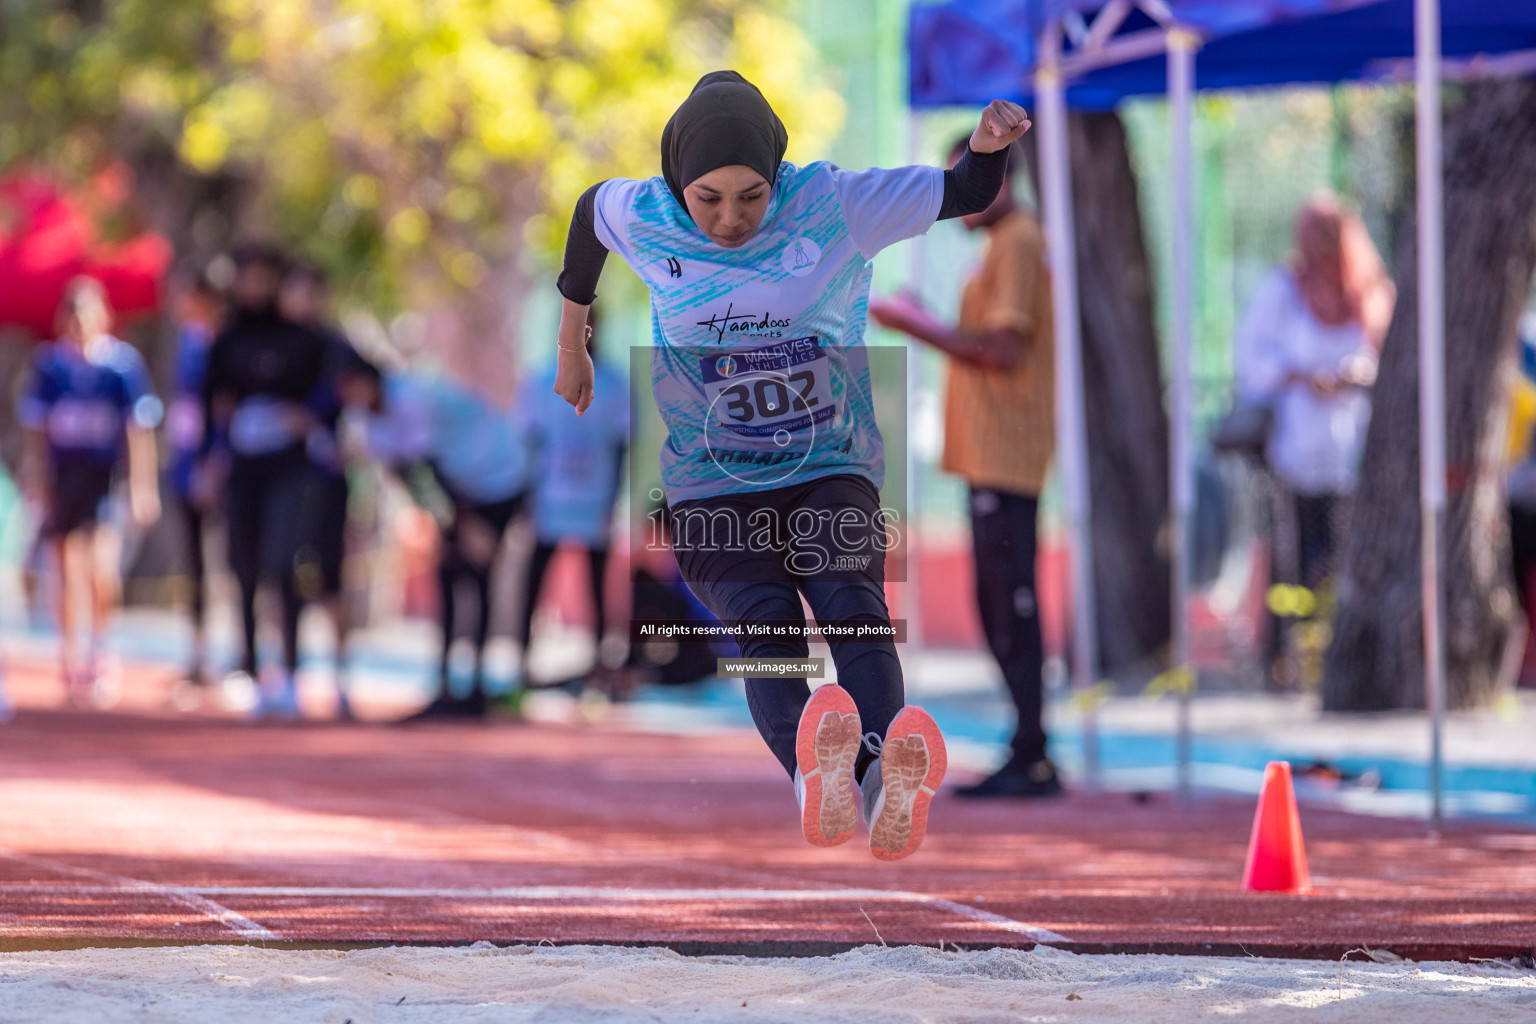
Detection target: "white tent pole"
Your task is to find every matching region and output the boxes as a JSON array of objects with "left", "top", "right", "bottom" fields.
[
  {"left": 905, "top": 109, "right": 926, "bottom": 662},
  {"left": 1167, "top": 27, "right": 1198, "bottom": 797},
  {"left": 1036, "top": 33, "right": 1101, "bottom": 787},
  {"left": 1415, "top": 0, "right": 1446, "bottom": 831}
]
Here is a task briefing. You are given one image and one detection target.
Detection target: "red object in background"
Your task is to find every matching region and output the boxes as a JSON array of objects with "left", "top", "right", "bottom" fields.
[
  {"left": 0, "top": 167, "right": 171, "bottom": 338},
  {"left": 1242, "top": 761, "right": 1312, "bottom": 893}
]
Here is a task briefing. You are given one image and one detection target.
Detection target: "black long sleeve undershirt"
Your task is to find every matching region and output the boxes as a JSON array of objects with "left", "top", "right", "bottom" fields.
[
  {"left": 554, "top": 143, "right": 1010, "bottom": 305},
  {"left": 938, "top": 143, "right": 1010, "bottom": 221},
  {"left": 555, "top": 182, "right": 608, "bottom": 306}
]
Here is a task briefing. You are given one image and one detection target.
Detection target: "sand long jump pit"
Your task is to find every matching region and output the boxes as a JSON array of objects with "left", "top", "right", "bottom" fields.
[{"left": 3, "top": 942, "right": 1536, "bottom": 1023}]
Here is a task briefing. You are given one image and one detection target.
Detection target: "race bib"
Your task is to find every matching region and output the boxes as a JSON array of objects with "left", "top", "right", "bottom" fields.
[
  {"left": 229, "top": 397, "right": 299, "bottom": 456},
  {"left": 47, "top": 398, "right": 121, "bottom": 449},
  {"left": 700, "top": 336, "right": 837, "bottom": 440}
]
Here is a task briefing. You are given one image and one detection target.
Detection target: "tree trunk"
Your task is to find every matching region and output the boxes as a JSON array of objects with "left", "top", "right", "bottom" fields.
[
  {"left": 1028, "top": 112, "right": 1173, "bottom": 672},
  {"left": 1324, "top": 79, "right": 1536, "bottom": 712}
]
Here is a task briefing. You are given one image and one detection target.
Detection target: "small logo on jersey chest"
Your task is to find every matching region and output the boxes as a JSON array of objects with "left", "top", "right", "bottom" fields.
[
  {"left": 781, "top": 237, "right": 821, "bottom": 278},
  {"left": 664, "top": 257, "right": 683, "bottom": 279}
]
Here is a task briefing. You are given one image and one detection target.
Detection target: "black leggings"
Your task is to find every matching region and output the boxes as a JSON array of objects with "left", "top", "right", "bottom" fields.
[
  {"left": 671, "top": 474, "right": 902, "bottom": 782},
  {"left": 226, "top": 450, "right": 310, "bottom": 676},
  {"left": 519, "top": 542, "right": 610, "bottom": 651},
  {"left": 969, "top": 488, "right": 1047, "bottom": 765},
  {"left": 436, "top": 493, "right": 524, "bottom": 697}
]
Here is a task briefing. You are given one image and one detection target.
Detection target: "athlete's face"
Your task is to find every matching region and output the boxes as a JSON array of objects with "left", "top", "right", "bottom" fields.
[{"left": 684, "top": 165, "right": 770, "bottom": 248}]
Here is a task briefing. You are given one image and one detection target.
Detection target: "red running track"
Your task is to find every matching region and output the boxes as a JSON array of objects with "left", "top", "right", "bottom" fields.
[{"left": 0, "top": 653, "right": 1533, "bottom": 960}]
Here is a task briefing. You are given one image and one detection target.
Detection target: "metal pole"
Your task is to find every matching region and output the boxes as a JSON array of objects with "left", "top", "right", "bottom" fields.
[
  {"left": 1036, "top": 45, "right": 1101, "bottom": 787},
  {"left": 1415, "top": 0, "right": 1446, "bottom": 832},
  {"left": 905, "top": 110, "right": 926, "bottom": 660},
  {"left": 1167, "top": 28, "right": 1198, "bottom": 797}
]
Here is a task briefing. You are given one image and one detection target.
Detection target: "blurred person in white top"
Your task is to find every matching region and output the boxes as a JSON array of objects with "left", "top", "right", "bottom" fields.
[{"left": 1234, "top": 191, "right": 1395, "bottom": 588}]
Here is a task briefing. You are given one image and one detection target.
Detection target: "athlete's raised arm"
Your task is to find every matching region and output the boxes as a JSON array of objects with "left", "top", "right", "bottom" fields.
[{"left": 939, "top": 100, "right": 1030, "bottom": 220}]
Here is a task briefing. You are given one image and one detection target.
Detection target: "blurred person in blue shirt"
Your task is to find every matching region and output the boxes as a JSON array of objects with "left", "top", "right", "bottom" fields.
[
  {"left": 336, "top": 353, "right": 530, "bottom": 720},
  {"left": 19, "top": 277, "right": 162, "bottom": 704},
  {"left": 163, "top": 267, "right": 226, "bottom": 689},
  {"left": 516, "top": 320, "right": 629, "bottom": 691}
]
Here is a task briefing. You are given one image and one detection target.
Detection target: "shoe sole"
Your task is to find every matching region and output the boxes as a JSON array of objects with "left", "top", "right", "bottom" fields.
[
  {"left": 795, "top": 684, "right": 862, "bottom": 848},
  {"left": 870, "top": 706, "right": 947, "bottom": 862}
]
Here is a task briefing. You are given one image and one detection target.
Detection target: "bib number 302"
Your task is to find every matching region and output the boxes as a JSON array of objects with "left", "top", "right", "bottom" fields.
[{"left": 700, "top": 336, "right": 837, "bottom": 439}]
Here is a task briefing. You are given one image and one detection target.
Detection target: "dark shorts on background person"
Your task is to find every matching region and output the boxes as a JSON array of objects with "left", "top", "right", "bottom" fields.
[
  {"left": 668, "top": 473, "right": 902, "bottom": 781},
  {"left": 226, "top": 447, "right": 315, "bottom": 587},
  {"left": 42, "top": 458, "right": 116, "bottom": 538}
]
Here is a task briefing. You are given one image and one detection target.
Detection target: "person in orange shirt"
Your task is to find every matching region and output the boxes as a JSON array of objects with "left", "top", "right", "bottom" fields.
[{"left": 870, "top": 137, "right": 1060, "bottom": 798}]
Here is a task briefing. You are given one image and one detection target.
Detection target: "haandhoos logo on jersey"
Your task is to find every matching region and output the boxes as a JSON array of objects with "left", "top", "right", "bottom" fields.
[
  {"left": 781, "top": 237, "right": 821, "bottom": 278},
  {"left": 695, "top": 303, "right": 794, "bottom": 343}
]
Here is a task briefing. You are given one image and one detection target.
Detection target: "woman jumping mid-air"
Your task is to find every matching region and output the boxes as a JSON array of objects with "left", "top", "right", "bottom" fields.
[{"left": 554, "top": 71, "right": 1029, "bottom": 860}]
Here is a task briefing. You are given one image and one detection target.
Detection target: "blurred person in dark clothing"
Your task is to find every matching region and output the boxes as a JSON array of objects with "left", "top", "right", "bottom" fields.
[
  {"left": 202, "top": 242, "right": 329, "bottom": 719},
  {"left": 278, "top": 260, "right": 358, "bottom": 718}
]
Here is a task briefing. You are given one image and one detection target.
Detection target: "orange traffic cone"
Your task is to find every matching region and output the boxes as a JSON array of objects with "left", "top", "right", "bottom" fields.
[{"left": 1241, "top": 761, "right": 1311, "bottom": 893}]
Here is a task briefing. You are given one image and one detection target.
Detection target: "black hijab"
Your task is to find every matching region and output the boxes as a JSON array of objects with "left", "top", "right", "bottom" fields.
[{"left": 661, "top": 71, "right": 788, "bottom": 217}]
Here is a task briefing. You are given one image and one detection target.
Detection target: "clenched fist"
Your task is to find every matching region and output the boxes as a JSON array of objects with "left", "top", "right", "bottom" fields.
[{"left": 969, "top": 100, "right": 1031, "bottom": 154}]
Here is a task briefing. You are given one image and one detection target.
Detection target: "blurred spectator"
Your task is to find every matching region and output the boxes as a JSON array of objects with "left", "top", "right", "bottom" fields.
[
  {"left": 19, "top": 277, "right": 162, "bottom": 704},
  {"left": 869, "top": 137, "right": 1060, "bottom": 799},
  {"left": 278, "top": 260, "right": 358, "bottom": 718},
  {"left": 202, "top": 242, "right": 329, "bottom": 718},
  {"left": 336, "top": 355, "right": 530, "bottom": 721},
  {"left": 1234, "top": 191, "right": 1394, "bottom": 591},
  {"left": 516, "top": 321, "right": 629, "bottom": 691},
  {"left": 164, "top": 267, "right": 226, "bottom": 689}
]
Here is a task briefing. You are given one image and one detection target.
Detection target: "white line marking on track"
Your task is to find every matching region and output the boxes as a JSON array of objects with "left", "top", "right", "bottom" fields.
[
  {"left": 0, "top": 852, "right": 279, "bottom": 941},
  {"left": 920, "top": 897, "right": 1072, "bottom": 944},
  {"left": 0, "top": 880, "right": 1068, "bottom": 944}
]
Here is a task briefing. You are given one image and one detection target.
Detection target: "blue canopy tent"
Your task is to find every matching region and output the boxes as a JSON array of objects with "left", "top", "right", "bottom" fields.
[
  {"left": 909, "top": 0, "right": 1536, "bottom": 824},
  {"left": 911, "top": 1, "right": 1536, "bottom": 109}
]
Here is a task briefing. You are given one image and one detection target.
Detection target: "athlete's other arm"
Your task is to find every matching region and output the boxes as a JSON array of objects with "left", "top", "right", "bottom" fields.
[
  {"left": 554, "top": 182, "right": 606, "bottom": 416},
  {"left": 555, "top": 298, "right": 596, "bottom": 417}
]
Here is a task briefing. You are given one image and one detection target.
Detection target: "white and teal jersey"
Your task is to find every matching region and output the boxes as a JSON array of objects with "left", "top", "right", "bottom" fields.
[{"left": 592, "top": 160, "right": 942, "bottom": 503}]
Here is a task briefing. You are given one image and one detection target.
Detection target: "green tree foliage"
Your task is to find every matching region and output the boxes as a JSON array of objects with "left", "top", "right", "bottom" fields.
[{"left": 0, "top": 0, "right": 844, "bottom": 314}]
